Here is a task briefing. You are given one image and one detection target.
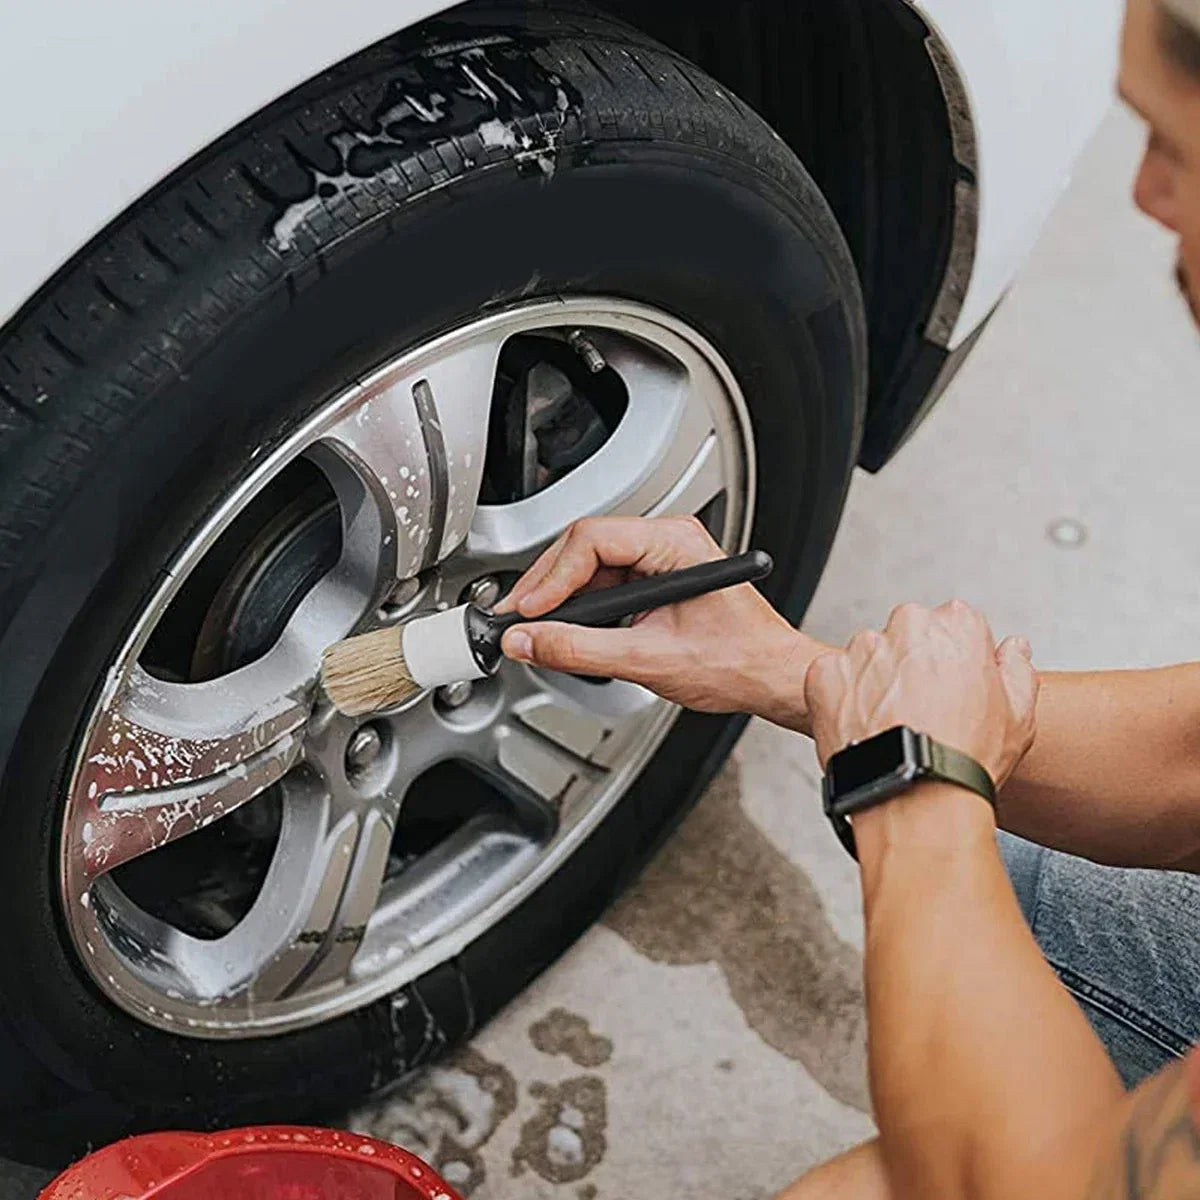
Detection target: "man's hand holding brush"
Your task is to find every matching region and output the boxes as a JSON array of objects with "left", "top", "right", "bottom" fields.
[{"left": 495, "top": 515, "right": 824, "bottom": 732}]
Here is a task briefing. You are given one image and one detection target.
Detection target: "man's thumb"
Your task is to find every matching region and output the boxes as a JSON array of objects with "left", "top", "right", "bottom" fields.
[{"left": 501, "top": 621, "right": 635, "bottom": 678}]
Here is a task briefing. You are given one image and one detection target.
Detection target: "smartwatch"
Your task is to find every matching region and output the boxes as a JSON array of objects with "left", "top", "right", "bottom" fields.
[{"left": 821, "top": 726, "right": 996, "bottom": 859}]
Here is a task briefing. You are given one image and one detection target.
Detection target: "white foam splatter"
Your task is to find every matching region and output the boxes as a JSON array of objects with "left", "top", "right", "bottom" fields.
[
  {"left": 477, "top": 119, "right": 518, "bottom": 150},
  {"left": 559, "top": 1104, "right": 586, "bottom": 1129},
  {"left": 546, "top": 1122, "right": 584, "bottom": 1167}
]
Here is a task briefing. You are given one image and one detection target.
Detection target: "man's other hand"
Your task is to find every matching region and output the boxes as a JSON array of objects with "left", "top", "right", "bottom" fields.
[{"left": 804, "top": 600, "right": 1040, "bottom": 789}]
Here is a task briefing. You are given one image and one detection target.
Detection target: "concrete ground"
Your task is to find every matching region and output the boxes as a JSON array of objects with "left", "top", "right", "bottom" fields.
[{"left": 348, "top": 104, "right": 1200, "bottom": 1199}]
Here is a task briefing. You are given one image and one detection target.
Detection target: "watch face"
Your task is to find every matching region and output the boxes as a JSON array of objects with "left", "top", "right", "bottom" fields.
[{"left": 828, "top": 726, "right": 911, "bottom": 797}]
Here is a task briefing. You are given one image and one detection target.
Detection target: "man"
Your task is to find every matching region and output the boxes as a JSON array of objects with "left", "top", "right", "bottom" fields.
[{"left": 493, "top": 0, "right": 1200, "bottom": 1195}]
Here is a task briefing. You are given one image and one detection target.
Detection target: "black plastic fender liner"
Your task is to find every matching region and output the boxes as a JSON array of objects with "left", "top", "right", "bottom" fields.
[{"left": 592, "top": 0, "right": 976, "bottom": 471}]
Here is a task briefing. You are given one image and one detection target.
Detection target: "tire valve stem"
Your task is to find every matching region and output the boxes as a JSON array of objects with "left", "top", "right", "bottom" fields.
[{"left": 567, "top": 329, "right": 606, "bottom": 375}]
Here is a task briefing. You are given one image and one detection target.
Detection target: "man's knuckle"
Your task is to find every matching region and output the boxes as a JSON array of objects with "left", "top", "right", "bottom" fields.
[
  {"left": 672, "top": 514, "right": 715, "bottom": 548},
  {"left": 849, "top": 630, "right": 880, "bottom": 654},
  {"left": 672, "top": 514, "right": 708, "bottom": 546},
  {"left": 623, "top": 639, "right": 661, "bottom": 677},
  {"left": 567, "top": 517, "right": 594, "bottom": 543}
]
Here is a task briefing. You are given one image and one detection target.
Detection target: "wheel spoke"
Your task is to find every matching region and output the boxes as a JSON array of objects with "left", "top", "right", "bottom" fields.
[
  {"left": 465, "top": 331, "right": 721, "bottom": 565},
  {"left": 241, "top": 771, "right": 401, "bottom": 1002},
  {"left": 511, "top": 691, "right": 618, "bottom": 762},
  {"left": 72, "top": 664, "right": 309, "bottom": 879},
  {"left": 246, "top": 703, "right": 409, "bottom": 999},
  {"left": 645, "top": 431, "right": 724, "bottom": 519},
  {"left": 417, "top": 340, "right": 503, "bottom": 564},
  {"left": 92, "top": 769, "right": 402, "bottom": 1005},
  {"left": 315, "top": 333, "right": 502, "bottom": 587},
  {"left": 281, "top": 807, "right": 394, "bottom": 994},
  {"left": 492, "top": 679, "right": 640, "bottom": 804}
]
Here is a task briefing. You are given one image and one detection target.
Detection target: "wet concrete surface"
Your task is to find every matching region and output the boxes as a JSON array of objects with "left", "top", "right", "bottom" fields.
[{"left": 605, "top": 761, "right": 869, "bottom": 1112}]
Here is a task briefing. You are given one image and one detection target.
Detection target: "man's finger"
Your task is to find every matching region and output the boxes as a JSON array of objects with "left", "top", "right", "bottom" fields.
[
  {"left": 846, "top": 629, "right": 882, "bottom": 666},
  {"left": 498, "top": 559, "right": 627, "bottom": 616},
  {"left": 501, "top": 619, "right": 661, "bottom": 682},
  {"left": 934, "top": 597, "right": 995, "bottom": 650},
  {"left": 572, "top": 566, "right": 630, "bottom": 596},
  {"left": 512, "top": 528, "right": 609, "bottom": 617},
  {"left": 997, "top": 635, "right": 1040, "bottom": 720},
  {"left": 804, "top": 650, "right": 845, "bottom": 701},
  {"left": 884, "top": 602, "right": 930, "bottom": 640},
  {"left": 1001, "top": 635, "right": 1034, "bottom": 663},
  {"left": 494, "top": 534, "right": 569, "bottom": 614},
  {"left": 509, "top": 517, "right": 718, "bottom": 618}
]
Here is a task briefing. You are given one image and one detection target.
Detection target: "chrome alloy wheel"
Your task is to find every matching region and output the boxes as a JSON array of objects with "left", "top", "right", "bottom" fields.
[{"left": 60, "top": 298, "right": 755, "bottom": 1038}]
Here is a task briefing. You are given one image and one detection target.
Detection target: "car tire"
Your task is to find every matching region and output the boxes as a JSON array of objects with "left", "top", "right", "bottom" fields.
[{"left": 0, "top": 1, "right": 864, "bottom": 1164}]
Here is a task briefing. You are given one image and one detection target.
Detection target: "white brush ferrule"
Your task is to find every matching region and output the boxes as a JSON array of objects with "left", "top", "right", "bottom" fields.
[{"left": 399, "top": 605, "right": 487, "bottom": 690}]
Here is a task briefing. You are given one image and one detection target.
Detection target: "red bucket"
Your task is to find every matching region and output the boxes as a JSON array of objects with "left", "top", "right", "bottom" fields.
[{"left": 38, "top": 1126, "right": 464, "bottom": 1200}]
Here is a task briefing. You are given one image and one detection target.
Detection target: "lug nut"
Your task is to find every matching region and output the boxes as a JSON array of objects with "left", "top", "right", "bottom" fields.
[
  {"left": 437, "top": 681, "right": 474, "bottom": 710},
  {"left": 464, "top": 576, "right": 501, "bottom": 609},
  {"left": 379, "top": 577, "right": 421, "bottom": 622},
  {"left": 345, "top": 724, "right": 384, "bottom": 774}
]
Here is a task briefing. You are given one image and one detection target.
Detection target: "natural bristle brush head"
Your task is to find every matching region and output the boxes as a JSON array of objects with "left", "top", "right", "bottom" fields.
[
  {"left": 320, "top": 624, "right": 422, "bottom": 717},
  {"left": 321, "top": 604, "right": 483, "bottom": 716}
]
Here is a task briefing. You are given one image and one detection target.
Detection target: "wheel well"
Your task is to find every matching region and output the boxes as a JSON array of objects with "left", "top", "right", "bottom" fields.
[{"left": 591, "top": 0, "right": 977, "bottom": 470}]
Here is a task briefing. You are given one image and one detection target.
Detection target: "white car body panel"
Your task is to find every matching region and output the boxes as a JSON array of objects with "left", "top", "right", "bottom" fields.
[
  {"left": 918, "top": 0, "right": 1124, "bottom": 336},
  {"left": 0, "top": 0, "right": 1123, "bottom": 347}
]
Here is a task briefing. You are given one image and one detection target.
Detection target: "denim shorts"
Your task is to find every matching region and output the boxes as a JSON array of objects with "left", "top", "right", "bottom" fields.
[{"left": 1001, "top": 832, "right": 1200, "bottom": 1087}]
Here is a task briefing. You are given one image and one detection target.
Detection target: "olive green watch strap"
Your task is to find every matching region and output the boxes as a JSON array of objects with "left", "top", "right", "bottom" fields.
[{"left": 927, "top": 738, "right": 997, "bottom": 806}]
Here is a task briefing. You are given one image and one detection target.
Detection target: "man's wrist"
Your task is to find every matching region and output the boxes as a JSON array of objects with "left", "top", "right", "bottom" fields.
[
  {"left": 751, "top": 628, "right": 830, "bottom": 735},
  {"left": 853, "top": 780, "right": 999, "bottom": 882}
]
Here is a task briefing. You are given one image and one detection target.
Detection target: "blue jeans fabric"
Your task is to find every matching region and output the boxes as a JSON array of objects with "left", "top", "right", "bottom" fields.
[{"left": 1001, "top": 832, "right": 1200, "bottom": 1088}]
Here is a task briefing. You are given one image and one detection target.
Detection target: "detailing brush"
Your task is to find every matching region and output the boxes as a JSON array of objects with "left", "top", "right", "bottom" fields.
[{"left": 321, "top": 550, "right": 773, "bottom": 717}]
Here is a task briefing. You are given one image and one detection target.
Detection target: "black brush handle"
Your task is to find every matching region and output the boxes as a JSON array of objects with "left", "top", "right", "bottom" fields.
[
  {"left": 492, "top": 550, "right": 773, "bottom": 632},
  {"left": 466, "top": 551, "right": 774, "bottom": 673},
  {"left": 543, "top": 550, "right": 773, "bottom": 627}
]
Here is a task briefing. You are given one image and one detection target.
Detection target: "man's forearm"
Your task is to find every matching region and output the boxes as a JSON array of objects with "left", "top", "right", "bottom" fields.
[
  {"left": 855, "top": 784, "right": 1125, "bottom": 1200},
  {"left": 1000, "top": 665, "right": 1200, "bottom": 869}
]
